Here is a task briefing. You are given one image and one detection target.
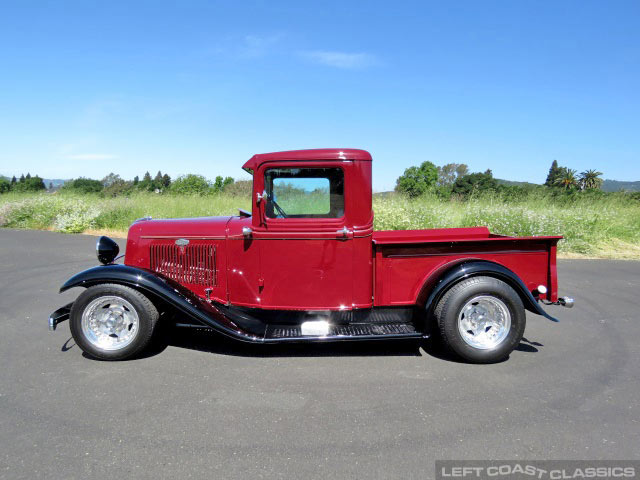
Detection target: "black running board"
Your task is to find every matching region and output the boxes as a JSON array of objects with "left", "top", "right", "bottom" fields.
[{"left": 263, "top": 322, "right": 425, "bottom": 343}]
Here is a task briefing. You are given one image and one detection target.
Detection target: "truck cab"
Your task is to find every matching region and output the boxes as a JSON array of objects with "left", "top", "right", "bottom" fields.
[
  {"left": 228, "top": 148, "right": 374, "bottom": 310},
  {"left": 50, "top": 148, "right": 574, "bottom": 364}
]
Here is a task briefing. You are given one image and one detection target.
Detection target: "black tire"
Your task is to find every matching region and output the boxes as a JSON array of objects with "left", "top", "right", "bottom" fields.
[
  {"left": 433, "top": 276, "right": 526, "bottom": 363},
  {"left": 69, "top": 283, "right": 159, "bottom": 361}
]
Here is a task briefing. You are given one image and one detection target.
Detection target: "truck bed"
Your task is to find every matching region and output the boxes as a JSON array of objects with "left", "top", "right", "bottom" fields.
[{"left": 372, "top": 227, "right": 562, "bottom": 307}]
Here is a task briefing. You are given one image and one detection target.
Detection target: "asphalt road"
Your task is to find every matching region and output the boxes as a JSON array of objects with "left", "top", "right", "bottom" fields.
[{"left": 1, "top": 229, "right": 639, "bottom": 480}]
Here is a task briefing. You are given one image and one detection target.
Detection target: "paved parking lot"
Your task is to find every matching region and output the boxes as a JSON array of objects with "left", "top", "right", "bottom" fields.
[{"left": 1, "top": 229, "right": 639, "bottom": 479}]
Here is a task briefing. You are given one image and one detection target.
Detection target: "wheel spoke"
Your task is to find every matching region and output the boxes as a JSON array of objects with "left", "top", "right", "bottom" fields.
[
  {"left": 81, "top": 296, "right": 139, "bottom": 351},
  {"left": 457, "top": 296, "right": 511, "bottom": 350}
]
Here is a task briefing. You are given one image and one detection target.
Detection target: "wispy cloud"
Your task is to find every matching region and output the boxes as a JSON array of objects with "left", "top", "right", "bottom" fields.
[
  {"left": 240, "top": 33, "right": 284, "bottom": 58},
  {"left": 302, "top": 51, "right": 380, "bottom": 69},
  {"left": 66, "top": 153, "right": 118, "bottom": 161}
]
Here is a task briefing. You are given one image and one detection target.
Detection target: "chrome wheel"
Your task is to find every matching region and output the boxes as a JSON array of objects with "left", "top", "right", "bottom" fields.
[
  {"left": 457, "top": 295, "right": 511, "bottom": 350},
  {"left": 81, "top": 296, "right": 139, "bottom": 351}
]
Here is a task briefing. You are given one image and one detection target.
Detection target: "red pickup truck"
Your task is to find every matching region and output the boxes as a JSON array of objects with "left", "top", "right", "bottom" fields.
[{"left": 49, "top": 149, "right": 573, "bottom": 363}]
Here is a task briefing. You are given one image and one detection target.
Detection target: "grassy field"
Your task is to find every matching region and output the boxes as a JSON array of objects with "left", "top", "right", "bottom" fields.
[{"left": 1, "top": 191, "right": 639, "bottom": 259}]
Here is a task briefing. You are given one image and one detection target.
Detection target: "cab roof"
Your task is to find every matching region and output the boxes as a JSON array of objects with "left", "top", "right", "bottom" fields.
[{"left": 242, "top": 148, "right": 372, "bottom": 172}]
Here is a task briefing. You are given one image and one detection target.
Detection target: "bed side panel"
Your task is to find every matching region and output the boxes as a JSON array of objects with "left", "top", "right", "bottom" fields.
[{"left": 374, "top": 238, "right": 558, "bottom": 306}]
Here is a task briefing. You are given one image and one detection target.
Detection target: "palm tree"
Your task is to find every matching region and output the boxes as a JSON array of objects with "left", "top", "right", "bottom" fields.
[
  {"left": 579, "top": 169, "right": 603, "bottom": 190},
  {"left": 554, "top": 168, "right": 578, "bottom": 190}
]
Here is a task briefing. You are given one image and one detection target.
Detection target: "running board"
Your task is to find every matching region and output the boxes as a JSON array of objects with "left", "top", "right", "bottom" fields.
[{"left": 264, "top": 322, "right": 424, "bottom": 342}]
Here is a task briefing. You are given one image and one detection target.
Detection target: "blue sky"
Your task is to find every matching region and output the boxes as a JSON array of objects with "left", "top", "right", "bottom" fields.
[{"left": 0, "top": 0, "right": 638, "bottom": 191}]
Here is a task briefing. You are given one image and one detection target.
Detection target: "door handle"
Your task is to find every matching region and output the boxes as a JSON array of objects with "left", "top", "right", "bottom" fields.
[{"left": 337, "top": 226, "right": 354, "bottom": 239}]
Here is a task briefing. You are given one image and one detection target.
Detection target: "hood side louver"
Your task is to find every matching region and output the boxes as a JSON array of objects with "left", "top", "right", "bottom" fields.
[{"left": 150, "top": 243, "right": 217, "bottom": 287}]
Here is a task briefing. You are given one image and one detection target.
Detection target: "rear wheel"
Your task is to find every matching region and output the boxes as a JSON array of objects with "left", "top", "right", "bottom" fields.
[
  {"left": 69, "top": 283, "right": 159, "bottom": 360},
  {"left": 434, "top": 276, "right": 525, "bottom": 363}
]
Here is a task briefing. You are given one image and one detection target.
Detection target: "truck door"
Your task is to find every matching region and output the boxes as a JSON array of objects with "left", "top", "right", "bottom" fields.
[{"left": 253, "top": 165, "right": 353, "bottom": 310}]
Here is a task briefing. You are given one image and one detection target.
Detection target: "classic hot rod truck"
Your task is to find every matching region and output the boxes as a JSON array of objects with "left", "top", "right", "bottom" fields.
[{"left": 49, "top": 149, "right": 573, "bottom": 363}]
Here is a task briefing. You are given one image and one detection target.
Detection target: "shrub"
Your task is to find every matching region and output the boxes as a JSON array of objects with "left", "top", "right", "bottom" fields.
[
  {"left": 0, "top": 178, "right": 10, "bottom": 194},
  {"left": 170, "top": 174, "right": 211, "bottom": 195},
  {"left": 224, "top": 179, "right": 252, "bottom": 197},
  {"left": 62, "top": 178, "right": 103, "bottom": 194}
]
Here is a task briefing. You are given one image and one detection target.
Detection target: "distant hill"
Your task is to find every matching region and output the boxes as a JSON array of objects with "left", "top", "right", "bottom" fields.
[
  {"left": 42, "top": 179, "right": 68, "bottom": 188},
  {"left": 496, "top": 179, "right": 539, "bottom": 188},
  {"left": 601, "top": 179, "right": 640, "bottom": 192}
]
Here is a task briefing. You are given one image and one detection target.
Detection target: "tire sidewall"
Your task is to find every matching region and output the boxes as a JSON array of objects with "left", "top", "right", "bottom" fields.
[
  {"left": 69, "top": 284, "right": 156, "bottom": 360},
  {"left": 438, "top": 277, "right": 526, "bottom": 363}
]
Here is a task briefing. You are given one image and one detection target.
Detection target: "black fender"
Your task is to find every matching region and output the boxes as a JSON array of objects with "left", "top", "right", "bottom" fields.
[
  {"left": 60, "top": 264, "right": 266, "bottom": 342},
  {"left": 424, "top": 260, "right": 559, "bottom": 322}
]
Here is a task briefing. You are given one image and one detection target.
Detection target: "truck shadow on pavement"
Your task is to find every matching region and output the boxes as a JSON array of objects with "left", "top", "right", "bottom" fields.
[{"left": 61, "top": 328, "right": 542, "bottom": 362}]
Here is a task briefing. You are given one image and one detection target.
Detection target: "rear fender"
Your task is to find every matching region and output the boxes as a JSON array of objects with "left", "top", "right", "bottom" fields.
[
  {"left": 60, "top": 264, "right": 265, "bottom": 341},
  {"left": 423, "top": 260, "right": 558, "bottom": 322}
]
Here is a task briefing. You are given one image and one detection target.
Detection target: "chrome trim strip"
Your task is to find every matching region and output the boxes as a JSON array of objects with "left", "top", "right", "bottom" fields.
[
  {"left": 141, "top": 236, "right": 226, "bottom": 240},
  {"left": 386, "top": 250, "right": 545, "bottom": 258},
  {"left": 228, "top": 233, "right": 373, "bottom": 240}
]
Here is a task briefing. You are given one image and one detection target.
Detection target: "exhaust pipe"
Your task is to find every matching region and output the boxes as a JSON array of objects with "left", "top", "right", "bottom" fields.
[{"left": 558, "top": 296, "right": 574, "bottom": 308}]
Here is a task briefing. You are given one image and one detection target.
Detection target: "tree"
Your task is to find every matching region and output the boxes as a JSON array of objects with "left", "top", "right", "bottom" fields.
[
  {"left": 11, "top": 176, "right": 16, "bottom": 185},
  {"left": 437, "top": 163, "right": 469, "bottom": 186},
  {"left": 0, "top": 178, "right": 10, "bottom": 193},
  {"left": 452, "top": 169, "right": 499, "bottom": 197},
  {"left": 62, "top": 177, "right": 103, "bottom": 193},
  {"left": 25, "top": 173, "right": 31, "bottom": 180},
  {"left": 101, "top": 173, "right": 122, "bottom": 188},
  {"left": 395, "top": 161, "right": 439, "bottom": 197},
  {"left": 224, "top": 179, "right": 252, "bottom": 197},
  {"left": 103, "top": 179, "right": 134, "bottom": 197},
  {"left": 554, "top": 168, "right": 578, "bottom": 190},
  {"left": 13, "top": 175, "right": 46, "bottom": 192},
  {"left": 161, "top": 173, "right": 171, "bottom": 188},
  {"left": 170, "top": 174, "right": 211, "bottom": 195},
  {"left": 579, "top": 169, "right": 603, "bottom": 190},
  {"left": 544, "top": 160, "right": 562, "bottom": 187},
  {"left": 138, "top": 171, "right": 153, "bottom": 191},
  {"left": 133, "top": 175, "right": 139, "bottom": 186},
  {"left": 212, "top": 176, "right": 234, "bottom": 192},
  {"left": 19, "top": 174, "right": 25, "bottom": 183},
  {"left": 153, "top": 171, "right": 164, "bottom": 190}
]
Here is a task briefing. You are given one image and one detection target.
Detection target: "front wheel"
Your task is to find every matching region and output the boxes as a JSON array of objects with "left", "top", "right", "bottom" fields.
[
  {"left": 433, "top": 276, "right": 526, "bottom": 363},
  {"left": 69, "top": 283, "right": 159, "bottom": 360}
]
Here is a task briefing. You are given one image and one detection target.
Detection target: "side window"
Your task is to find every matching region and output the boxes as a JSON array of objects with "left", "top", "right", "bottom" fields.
[{"left": 264, "top": 167, "right": 344, "bottom": 219}]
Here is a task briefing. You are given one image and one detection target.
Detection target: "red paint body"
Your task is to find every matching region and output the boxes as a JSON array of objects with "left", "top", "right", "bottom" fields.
[{"left": 124, "top": 149, "right": 561, "bottom": 311}]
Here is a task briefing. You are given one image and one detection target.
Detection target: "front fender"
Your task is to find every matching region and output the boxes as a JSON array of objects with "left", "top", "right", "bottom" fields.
[
  {"left": 424, "top": 260, "right": 559, "bottom": 322},
  {"left": 60, "top": 265, "right": 265, "bottom": 341}
]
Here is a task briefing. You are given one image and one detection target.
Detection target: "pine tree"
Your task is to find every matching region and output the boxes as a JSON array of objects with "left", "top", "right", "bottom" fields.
[
  {"left": 19, "top": 174, "right": 25, "bottom": 183},
  {"left": 25, "top": 173, "right": 31, "bottom": 180},
  {"left": 545, "top": 160, "right": 561, "bottom": 187},
  {"left": 162, "top": 173, "right": 171, "bottom": 188},
  {"left": 138, "top": 171, "right": 152, "bottom": 191},
  {"left": 133, "top": 175, "right": 139, "bottom": 185},
  {"left": 153, "top": 171, "right": 163, "bottom": 190},
  {"left": 11, "top": 176, "right": 16, "bottom": 185}
]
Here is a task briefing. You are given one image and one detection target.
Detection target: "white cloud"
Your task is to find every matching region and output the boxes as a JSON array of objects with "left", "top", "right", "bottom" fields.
[
  {"left": 66, "top": 154, "right": 118, "bottom": 161},
  {"left": 302, "top": 51, "right": 380, "bottom": 69}
]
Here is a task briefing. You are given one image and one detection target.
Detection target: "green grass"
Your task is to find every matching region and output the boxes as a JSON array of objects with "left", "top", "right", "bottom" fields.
[{"left": 1, "top": 190, "right": 639, "bottom": 258}]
